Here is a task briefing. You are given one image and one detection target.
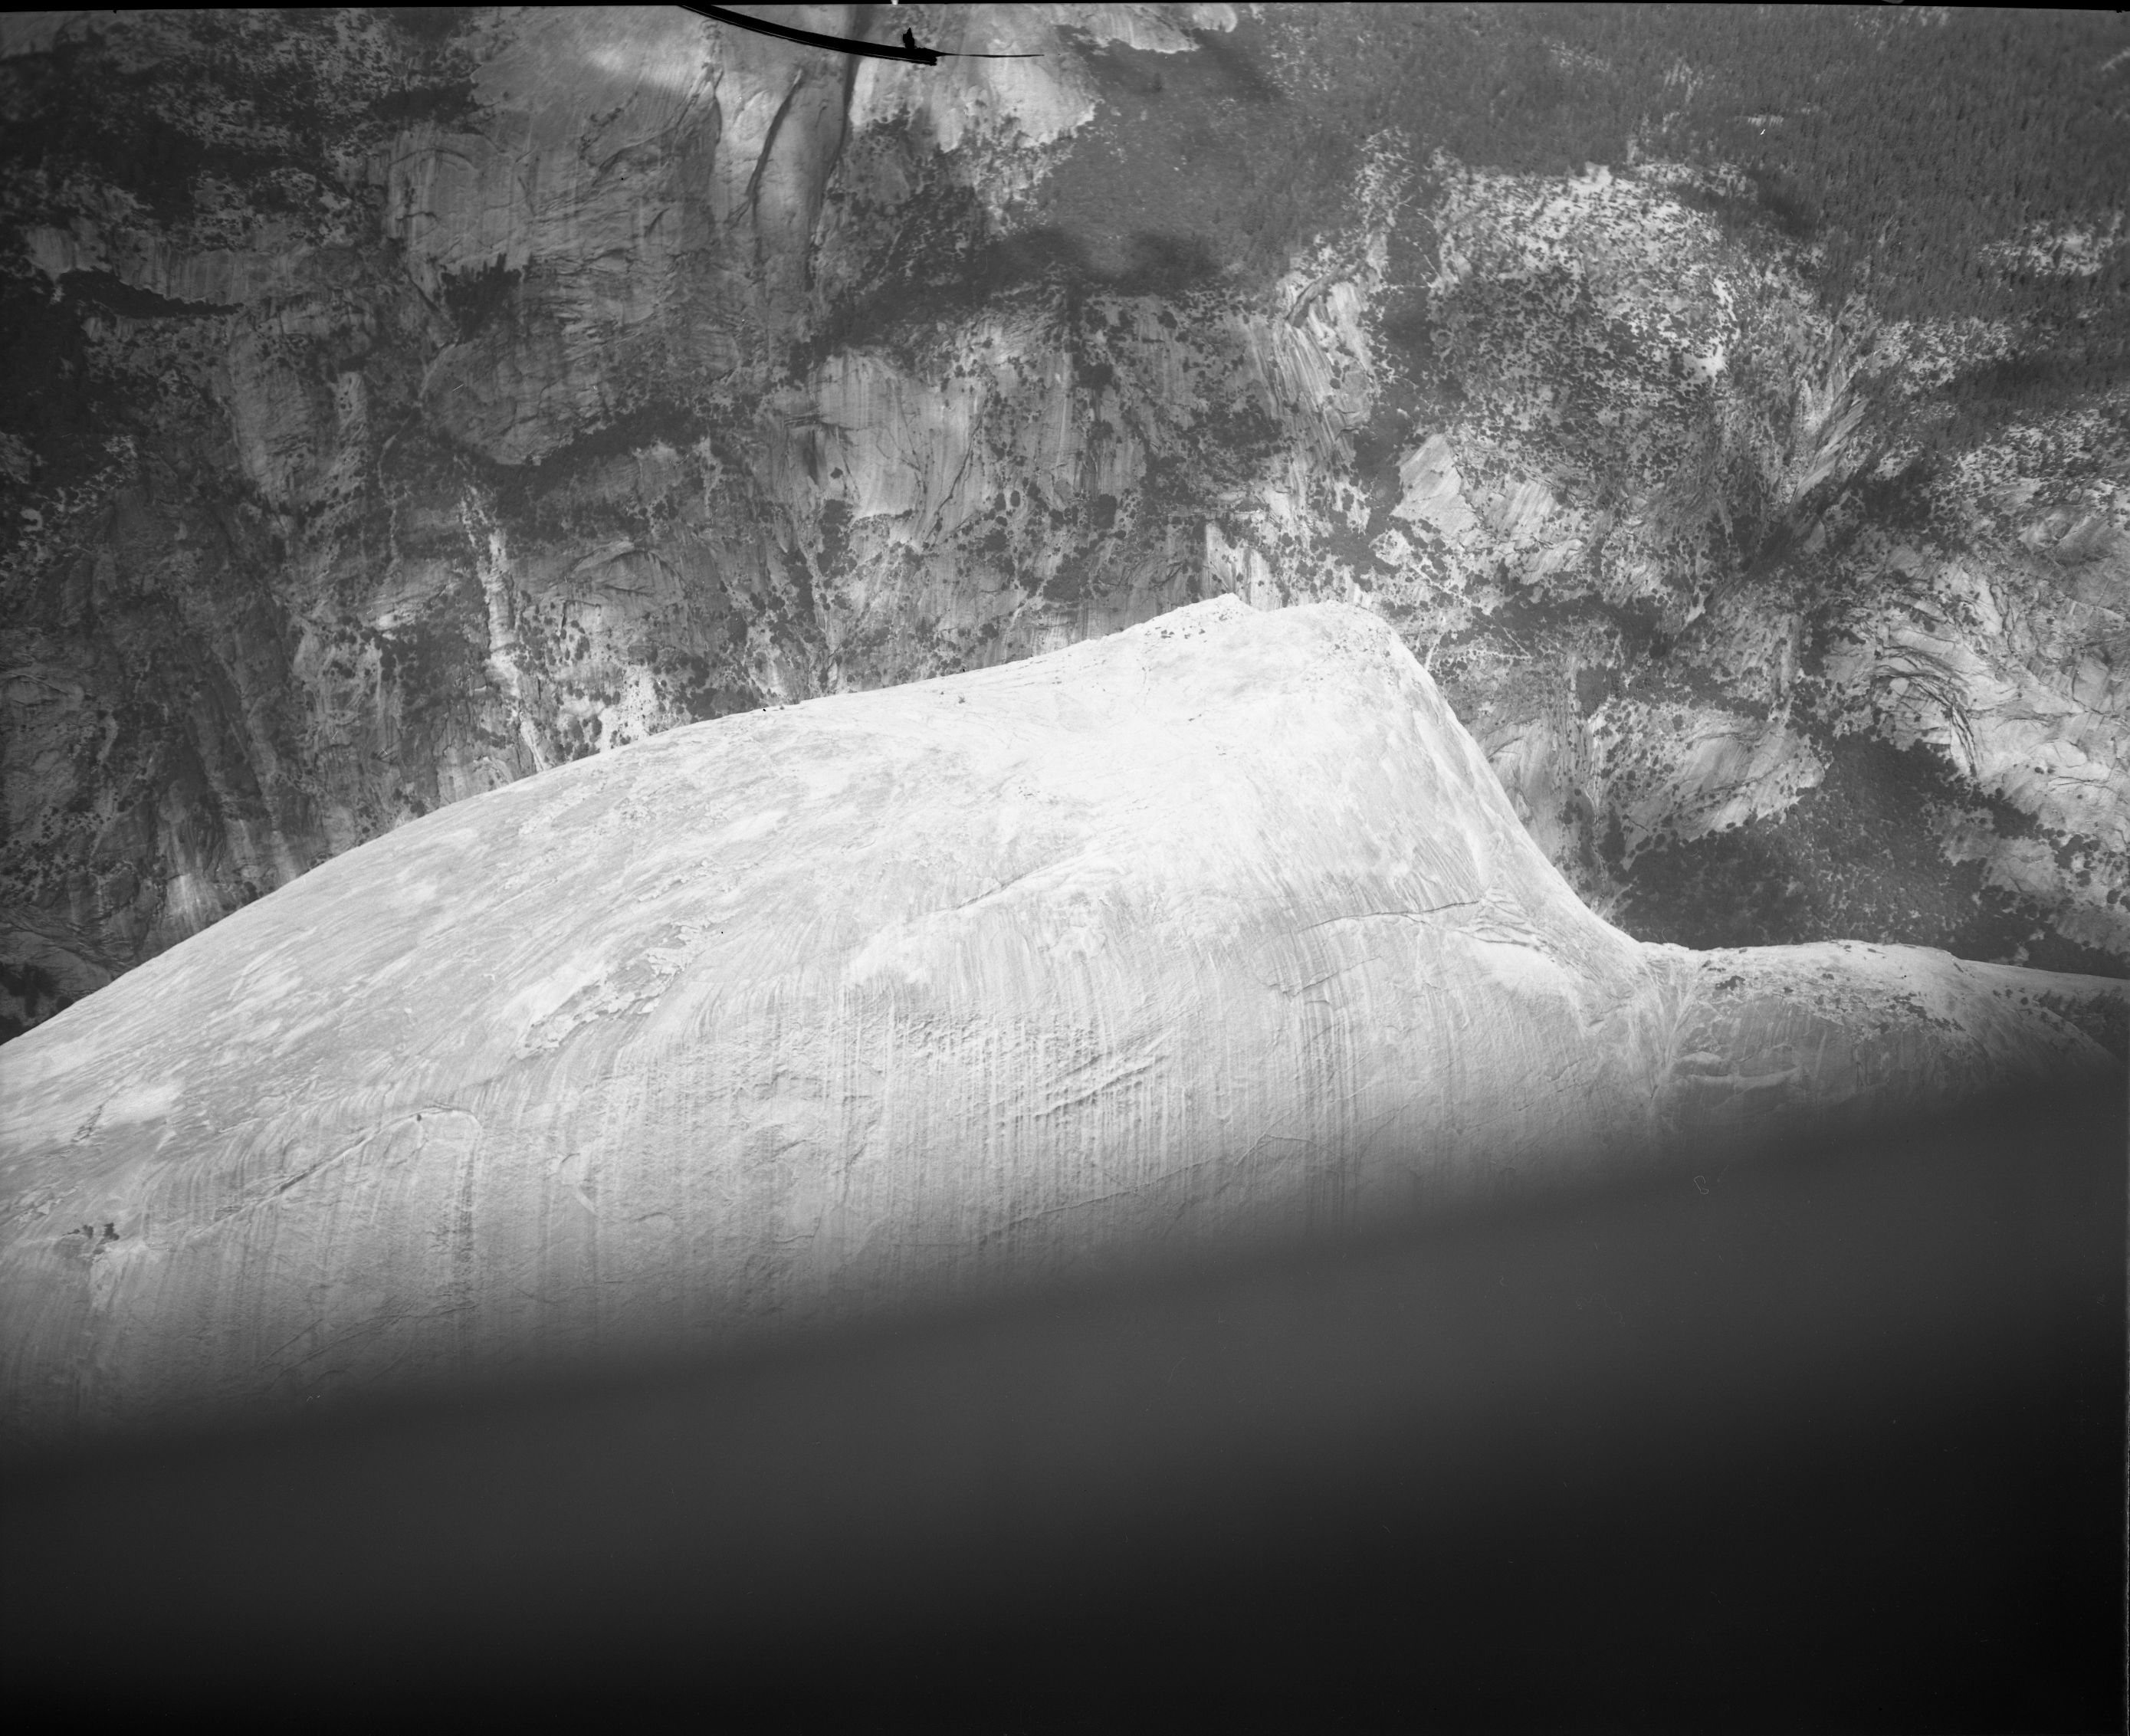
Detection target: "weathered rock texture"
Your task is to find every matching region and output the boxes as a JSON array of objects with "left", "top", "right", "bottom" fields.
[
  {"left": 2, "top": 599, "right": 2121, "bottom": 1454},
  {"left": 1, "top": 5, "right": 2126, "bottom": 1042}
]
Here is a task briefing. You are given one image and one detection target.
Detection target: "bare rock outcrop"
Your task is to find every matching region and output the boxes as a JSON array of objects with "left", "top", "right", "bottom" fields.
[{"left": 3, "top": 599, "right": 2118, "bottom": 1455}]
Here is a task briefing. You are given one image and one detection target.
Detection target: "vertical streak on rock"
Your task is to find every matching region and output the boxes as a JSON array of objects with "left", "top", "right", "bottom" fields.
[
  {"left": 744, "top": 71, "right": 807, "bottom": 251},
  {"left": 461, "top": 490, "right": 550, "bottom": 776}
]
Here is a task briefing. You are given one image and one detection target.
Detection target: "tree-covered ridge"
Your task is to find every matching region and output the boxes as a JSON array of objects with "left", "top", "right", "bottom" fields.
[{"left": 1259, "top": 5, "right": 2128, "bottom": 325}]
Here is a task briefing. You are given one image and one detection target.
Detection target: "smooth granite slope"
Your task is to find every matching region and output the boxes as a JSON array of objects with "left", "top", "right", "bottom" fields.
[{"left": 2, "top": 597, "right": 2121, "bottom": 1453}]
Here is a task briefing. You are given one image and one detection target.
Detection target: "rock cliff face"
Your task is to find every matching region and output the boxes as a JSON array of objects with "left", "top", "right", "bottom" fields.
[
  {"left": 3, "top": 599, "right": 2119, "bottom": 1453},
  {"left": 1, "top": 4, "right": 2125, "bottom": 1039}
]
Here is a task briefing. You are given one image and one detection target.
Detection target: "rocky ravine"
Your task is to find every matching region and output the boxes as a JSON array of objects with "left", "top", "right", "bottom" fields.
[
  {"left": 2, "top": 599, "right": 2121, "bottom": 1455},
  {"left": 2, "top": 4, "right": 2127, "bottom": 1040}
]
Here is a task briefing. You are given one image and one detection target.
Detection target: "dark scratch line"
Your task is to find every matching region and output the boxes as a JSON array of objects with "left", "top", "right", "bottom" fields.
[{"left": 678, "top": 6, "right": 1040, "bottom": 64}]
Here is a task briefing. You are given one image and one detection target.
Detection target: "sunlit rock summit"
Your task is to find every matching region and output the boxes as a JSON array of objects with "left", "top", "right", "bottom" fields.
[{"left": 2, "top": 597, "right": 2120, "bottom": 1455}]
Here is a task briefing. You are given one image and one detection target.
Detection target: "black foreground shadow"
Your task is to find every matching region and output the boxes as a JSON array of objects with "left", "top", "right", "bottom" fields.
[{"left": 3, "top": 1076, "right": 2124, "bottom": 1733}]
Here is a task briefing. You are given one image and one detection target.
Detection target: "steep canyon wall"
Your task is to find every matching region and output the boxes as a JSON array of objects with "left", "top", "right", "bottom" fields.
[{"left": 2, "top": 4, "right": 2125, "bottom": 1038}]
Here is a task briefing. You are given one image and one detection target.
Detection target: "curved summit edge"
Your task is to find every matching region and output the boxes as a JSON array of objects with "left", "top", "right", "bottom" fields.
[{"left": 1, "top": 598, "right": 2121, "bottom": 1452}]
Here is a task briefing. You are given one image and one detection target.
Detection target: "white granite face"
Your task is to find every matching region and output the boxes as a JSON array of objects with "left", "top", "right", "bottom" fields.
[{"left": 2, "top": 597, "right": 2120, "bottom": 1452}]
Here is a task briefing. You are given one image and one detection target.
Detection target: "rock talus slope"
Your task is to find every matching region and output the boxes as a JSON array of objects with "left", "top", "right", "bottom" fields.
[{"left": 2, "top": 599, "right": 2120, "bottom": 1454}]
